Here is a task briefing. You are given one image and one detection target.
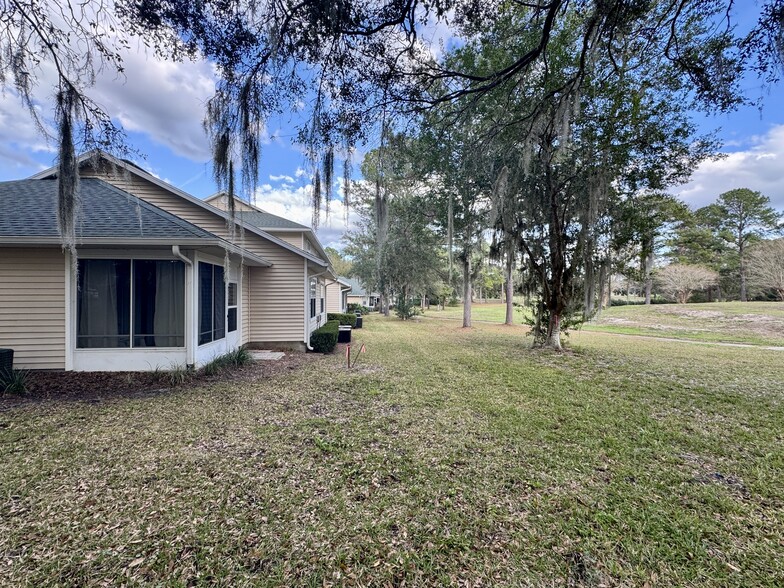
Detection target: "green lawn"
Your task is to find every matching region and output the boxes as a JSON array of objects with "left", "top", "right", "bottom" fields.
[
  {"left": 423, "top": 299, "right": 527, "bottom": 323},
  {"left": 1, "top": 317, "right": 783, "bottom": 586}
]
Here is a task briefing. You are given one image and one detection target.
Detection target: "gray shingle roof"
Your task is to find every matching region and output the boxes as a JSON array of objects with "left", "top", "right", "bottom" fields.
[
  {"left": 237, "top": 210, "right": 309, "bottom": 230},
  {"left": 0, "top": 178, "right": 217, "bottom": 241},
  {"left": 341, "top": 276, "right": 378, "bottom": 296}
]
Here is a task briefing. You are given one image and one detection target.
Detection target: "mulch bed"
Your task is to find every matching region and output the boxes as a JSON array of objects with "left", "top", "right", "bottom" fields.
[{"left": 0, "top": 351, "right": 317, "bottom": 410}]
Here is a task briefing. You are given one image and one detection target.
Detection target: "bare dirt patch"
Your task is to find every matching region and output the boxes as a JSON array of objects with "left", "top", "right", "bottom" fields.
[{"left": 0, "top": 352, "right": 317, "bottom": 410}]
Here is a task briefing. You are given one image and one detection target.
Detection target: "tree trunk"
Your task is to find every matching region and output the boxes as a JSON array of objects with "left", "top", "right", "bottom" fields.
[
  {"left": 541, "top": 156, "right": 568, "bottom": 350},
  {"left": 739, "top": 239, "right": 747, "bottom": 302},
  {"left": 596, "top": 259, "right": 608, "bottom": 318},
  {"left": 505, "top": 250, "right": 514, "bottom": 325},
  {"left": 583, "top": 254, "right": 595, "bottom": 319},
  {"left": 643, "top": 243, "right": 654, "bottom": 305},
  {"left": 462, "top": 252, "right": 472, "bottom": 328},
  {"left": 546, "top": 312, "right": 562, "bottom": 350}
]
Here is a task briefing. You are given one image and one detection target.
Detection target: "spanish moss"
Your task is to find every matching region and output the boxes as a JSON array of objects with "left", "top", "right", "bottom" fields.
[
  {"left": 312, "top": 168, "right": 322, "bottom": 228},
  {"left": 343, "top": 151, "right": 352, "bottom": 223},
  {"left": 55, "top": 86, "right": 80, "bottom": 274},
  {"left": 322, "top": 146, "right": 334, "bottom": 217}
]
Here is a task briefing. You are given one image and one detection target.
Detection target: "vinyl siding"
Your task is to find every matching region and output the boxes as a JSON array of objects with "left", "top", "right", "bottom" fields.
[
  {"left": 247, "top": 259, "right": 304, "bottom": 343},
  {"left": 81, "top": 167, "right": 228, "bottom": 235},
  {"left": 267, "top": 231, "right": 304, "bottom": 249},
  {"left": 326, "top": 281, "right": 343, "bottom": 313},
  {"left": 0, "top": 248, "right": 65, "bottom": 369},
  {"left": 241, "top": 266, "right": 250, "bottom": 345},
  {"left": 208, "top": 197, "right": 258, "bottom": 212},
  {"left": 84, "top": 165, "right": 306, "bottom": 342}
]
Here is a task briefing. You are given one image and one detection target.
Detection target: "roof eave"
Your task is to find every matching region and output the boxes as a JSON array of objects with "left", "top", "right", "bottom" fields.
[
  {"left": 0, "top": 236, "right": 273, "bottom": 267},
  {"left": 30, "top": 151, "right": 327, "bottom": 267}
]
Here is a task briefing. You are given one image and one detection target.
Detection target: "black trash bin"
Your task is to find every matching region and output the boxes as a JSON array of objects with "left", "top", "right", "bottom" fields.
[
  {"left": 338, "top": 325, "right": 352, "bottom": 343},
  {"left": 0, "top": 348, "right": 13, "bottom": 374},
  {"left": 354, "top": 315, "right": 363, "bottom": 329}
]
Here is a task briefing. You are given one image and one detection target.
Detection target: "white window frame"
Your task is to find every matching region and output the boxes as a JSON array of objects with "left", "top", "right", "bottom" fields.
[
  {"left": 227, "top": 281, "right": 238, "bottom": 333},
  {"left": 76, "top": 256, "right": 186, "bottom": 350}
]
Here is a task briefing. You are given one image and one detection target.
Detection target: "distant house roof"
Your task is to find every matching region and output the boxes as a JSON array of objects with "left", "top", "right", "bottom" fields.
[
  {"left": 237, "top": 210, "right": 310, "bottom": 231},
  {"left": 202, "top": 192, "right": 335, "bottom": 276},
  {"left": 341, "top": 276, "right": 378, "bottom": 297},
  {"left": 0, "top": 178, "right": 272, "bottom": 265}
]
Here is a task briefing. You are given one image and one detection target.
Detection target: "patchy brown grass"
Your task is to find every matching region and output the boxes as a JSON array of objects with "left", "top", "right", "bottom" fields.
[
  {"left": 583, "top": 301, "right": 784, "bottom": 346},
  {"left": 1, "top": 317, "right": 783, "bottom": 586}
]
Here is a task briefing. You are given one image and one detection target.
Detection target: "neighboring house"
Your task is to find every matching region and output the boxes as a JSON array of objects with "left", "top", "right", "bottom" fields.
[
  {"left": 203, "top": 192, "right": 343, "bottom": 332},
  {"left": 326, "top": 277, "right": 353, "bottom": 314},
  {"left": 343, "top": 276, "right": 380, "bottom": 308},
  {"left": 0, "top": 151, "right": 339, "bottom": 371}
]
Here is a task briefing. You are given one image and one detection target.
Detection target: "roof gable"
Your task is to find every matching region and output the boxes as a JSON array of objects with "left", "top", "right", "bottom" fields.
[
  {"left": 30, "top": 151, "right": 330, "bottom": 267},
  {"left": 0, "top": 178, "right": 216, "bottom": 241}
]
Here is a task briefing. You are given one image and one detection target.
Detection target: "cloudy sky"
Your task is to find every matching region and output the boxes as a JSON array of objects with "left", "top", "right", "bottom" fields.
[{"left": 1, "top": 7, "right": 783, "bottom": 252}]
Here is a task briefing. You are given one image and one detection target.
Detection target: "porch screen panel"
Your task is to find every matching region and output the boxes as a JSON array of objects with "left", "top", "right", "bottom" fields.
[
  {"left": 77, "top": 259, "right": 131, "bottom": 348},
  {"left": 133, "top": 260, "right": 185, "bottom": 347},
  {"left": 213, "top": 265, "right": 225, "bottom": 340},
  {"left": 198, "top": 262, "right": 226, "bottom": 345},
  {"left": 199, "top": 262, "right": 214, "bottom": 345}
]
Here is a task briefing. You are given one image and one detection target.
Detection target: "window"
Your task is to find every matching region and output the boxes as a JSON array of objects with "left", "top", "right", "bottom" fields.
[
  {"left": 77, "top": 259, "right": 184, "bottom": 349},
  {"left": 227, "top": 282, "right": 238, "bottom": 333},
  {"left": 133, "top": 260, "right": 185, "bottom": 347},
  {"left": 199, "top": 262, "right": 226, "bottom": 345},
  {"left": 320, "top": 283, "right": 325, "bottom": 314},
  {"left": 309, "top": 277, "right": 317, "bottom": 318}
]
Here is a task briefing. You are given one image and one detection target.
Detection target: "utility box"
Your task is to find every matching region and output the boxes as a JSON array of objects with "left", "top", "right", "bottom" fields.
[
  {"left": 0, "top": 348, "right": 13, "bottom": 374},
  {"left": 338, "top": 325, "right": 352, "bottom": 343}
]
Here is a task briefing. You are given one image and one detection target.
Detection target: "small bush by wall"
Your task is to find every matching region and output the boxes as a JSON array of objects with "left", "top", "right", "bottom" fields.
[
  {"left": 1, "top": 368, "right": 30, "bottom": 395},
  {"left": 327, "top": 312, "right": 357, "bottom": 327},
  {"left": 310, "top": 320, "right": 340, "bottom": 353},
  {"left": 201, "top": 346, "right": 253, "bottom": 376}
]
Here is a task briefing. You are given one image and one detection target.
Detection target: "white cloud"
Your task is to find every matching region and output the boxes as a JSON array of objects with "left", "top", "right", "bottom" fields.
[
  {"left": 269, "top": 174, "right": 294, "bottom": 183},
  {"left": 674, "top": 125, "right": 784, "bottom": 211},
  {"left": 253, "top": 182, "right": 361, "bottom": 249},
  {"left": 0, "top": 90, "right": 56, "bottom": 173},
  {"left": 0, "top": 27, "right": 216, "bottom": 166},
  {"left": 89, "top": 50, "right": 216, "bottom": 161}
]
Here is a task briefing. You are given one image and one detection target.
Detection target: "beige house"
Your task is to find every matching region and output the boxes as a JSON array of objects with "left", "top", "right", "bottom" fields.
[
  {"left": 0, "top": 151, "right": 341, "bottom": 371},
  {"left": 326, "top": 278, "right": 353, "bottom": 314},
  {"left": 343, "top": 277, "right": 380, "bottom": 308}
]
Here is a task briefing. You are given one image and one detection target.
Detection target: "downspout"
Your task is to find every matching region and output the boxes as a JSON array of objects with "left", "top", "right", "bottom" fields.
[
  {"left": 304, "top": 265, "right": 331, "bottom": 350},
  {"left": 172, "top": 246, "right": 195, "bottom": 368}
]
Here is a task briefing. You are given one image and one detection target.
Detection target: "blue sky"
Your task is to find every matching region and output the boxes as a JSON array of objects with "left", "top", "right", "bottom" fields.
[{"left": 1, "top": 6, "right": 783, "bottom": 252}]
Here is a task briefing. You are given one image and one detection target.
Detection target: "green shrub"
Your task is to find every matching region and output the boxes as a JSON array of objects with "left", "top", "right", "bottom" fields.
[
  {"left": 347, "top": 303, "right": 371, "bottom": 315},
  {"left": 310, "top": 320, "right": 340, "bottom": 353},
  {"left": 224, "top": 346, "right": 253, "bottom": 366},
  {"left": 167, "top": 363, "right": 192, "bottom": 386},
  {"left": 327, "top": 312, "right": 357, "bottom": 327},
  {"left": 394, "top": 298, "right": 420, "bottom": 320},
  {"left": 201, "top": 346, "right": 252, "bottom": 376},
  {"left": 0, "top": 368, "right": 31, "bottom": 395}
]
